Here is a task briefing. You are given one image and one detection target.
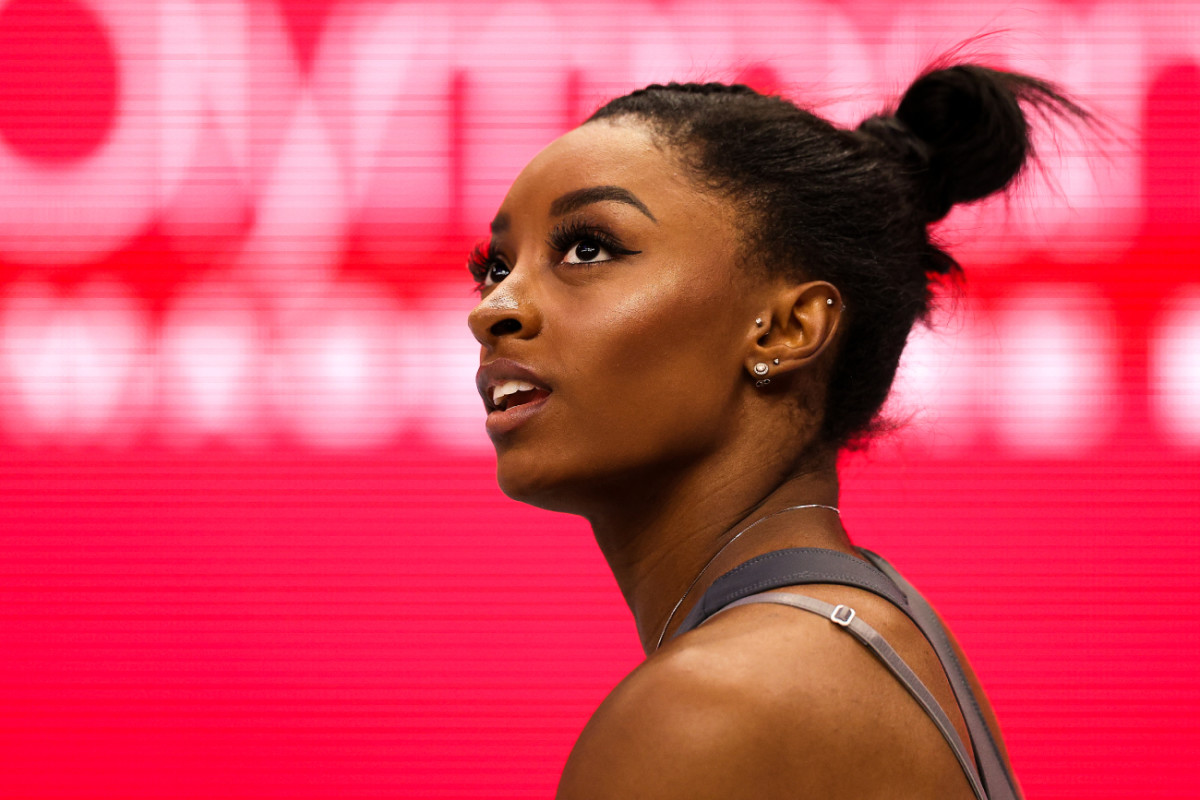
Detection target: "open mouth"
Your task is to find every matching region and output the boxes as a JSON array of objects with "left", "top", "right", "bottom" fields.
[{"left": 490, "top": 380, "right": 552, "bottom": 413}]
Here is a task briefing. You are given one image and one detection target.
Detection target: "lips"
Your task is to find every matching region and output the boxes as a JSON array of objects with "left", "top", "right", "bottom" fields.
[{"left": 475, "top": 359, "right": 553, "bottom": 434}]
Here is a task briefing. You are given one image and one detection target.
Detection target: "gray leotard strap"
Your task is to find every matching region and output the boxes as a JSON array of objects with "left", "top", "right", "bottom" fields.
[
  {"left": 706, "top": 592, "right": 988, "bottom": 800},
  {"left": 859, "top": 549, "right": 1020, "bottom": 800},
  {"left": 670, "top": 547, "right": 1021, "bottom": 800},
  {"left": 674, "top": 548, "right": 911, "bottom": 636}
]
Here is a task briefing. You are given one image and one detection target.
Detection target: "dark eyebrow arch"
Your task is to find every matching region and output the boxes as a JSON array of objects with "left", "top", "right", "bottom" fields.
[{"left": 549, "top": 185, "right": 657, "bottom": 223}]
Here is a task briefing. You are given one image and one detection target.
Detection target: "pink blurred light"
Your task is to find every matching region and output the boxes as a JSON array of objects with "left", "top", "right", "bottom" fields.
[
  {"left": 990, "top": 286, "right": 1116, "bottom": 455},
  {"left": 0, "top": 279, "right": 151, "bottom": 444},
  {"left": 1152, "top": 289, "right": 1200, "bottom": 445}
]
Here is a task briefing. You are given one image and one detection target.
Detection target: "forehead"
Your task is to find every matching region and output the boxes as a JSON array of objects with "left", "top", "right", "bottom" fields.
[{"left": 496, "top": 119, "right": 730, "bottom": 230}]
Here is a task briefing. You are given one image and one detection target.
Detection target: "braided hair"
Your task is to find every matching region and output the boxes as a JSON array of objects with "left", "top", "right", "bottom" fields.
[{"left": 587, "top": 65, "right": 1089, "bottom": 449}]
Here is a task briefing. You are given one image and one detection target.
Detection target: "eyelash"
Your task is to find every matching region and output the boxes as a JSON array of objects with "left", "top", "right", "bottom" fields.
[
  {"left": 466, "top": 241, "right": 503, "bottom": 292},
  {"left": 546, "top": 219, "right": 640, "bottom": 263},
  {"left": 466, "top": 220, "right": 641, "bottom": 294}
]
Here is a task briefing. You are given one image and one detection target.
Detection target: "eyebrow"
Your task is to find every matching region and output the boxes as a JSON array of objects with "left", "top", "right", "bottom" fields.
[
  {"left": 549, "top": 185, "right": 657, "bottom": 223},
  {"left": 487, "top": 185, "right": 657, "bottom": 236}
]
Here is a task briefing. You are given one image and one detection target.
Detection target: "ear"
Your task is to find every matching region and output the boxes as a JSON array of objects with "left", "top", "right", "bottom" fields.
[{"left": 745, "top": 281, "right": 843, "bottom": 379}]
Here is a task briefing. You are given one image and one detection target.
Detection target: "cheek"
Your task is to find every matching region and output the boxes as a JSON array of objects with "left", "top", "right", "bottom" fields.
[{"left": 561, "top": 269, "right": 742, "bottom": 454}]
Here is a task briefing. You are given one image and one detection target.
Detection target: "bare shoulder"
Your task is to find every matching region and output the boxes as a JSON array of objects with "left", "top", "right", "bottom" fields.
[
  {"left": 556, "top": 634, "right": 785, "bottom": 800},
  {"left": 556, "top": 594, "right": 976, "bottom": 800}
]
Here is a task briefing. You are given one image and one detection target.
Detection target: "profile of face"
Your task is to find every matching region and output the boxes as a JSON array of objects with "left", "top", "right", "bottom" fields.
[{"left": 467, "top": 120, "right": 786, "bottom": 513}]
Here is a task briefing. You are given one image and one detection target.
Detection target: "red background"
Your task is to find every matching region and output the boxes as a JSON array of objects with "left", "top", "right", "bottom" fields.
[{"left": 0, "top": 0, "right": 1197, "bottom": 797}]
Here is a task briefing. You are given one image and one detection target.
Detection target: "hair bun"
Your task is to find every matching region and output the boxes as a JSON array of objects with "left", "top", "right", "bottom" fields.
[
  {"left": 900, "top": 65, "right": 1030, "bottom": 215},
  {"left": 860, "top": 64, "right": 1075, "bottom": 224}
]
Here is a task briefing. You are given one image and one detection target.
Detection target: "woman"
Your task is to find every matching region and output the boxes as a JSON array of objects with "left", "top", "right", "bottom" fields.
[{"left": 467, "top": 63, "right": 1085, "bottom": 799}]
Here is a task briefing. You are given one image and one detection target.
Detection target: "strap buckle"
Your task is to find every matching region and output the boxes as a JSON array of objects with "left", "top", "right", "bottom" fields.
[{"left": 830, "top": 604, "right": 856, "bottom": 627}]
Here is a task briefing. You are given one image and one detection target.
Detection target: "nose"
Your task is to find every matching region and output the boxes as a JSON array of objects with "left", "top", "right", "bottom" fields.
[{"left": 467, "top": 275, "right": 542, "bottom": 349}]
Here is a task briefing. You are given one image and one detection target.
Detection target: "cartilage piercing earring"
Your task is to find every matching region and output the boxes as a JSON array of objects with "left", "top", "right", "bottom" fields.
[
  {"left": 755, "top": 317, "right": 763, "bottom": 327},
  {"left": 773, "top": 358, "right": 780, "bottom": 365},
  {"left": 826, "top": 298, "right": 834, "bottom": 306},
  {"left": 753, "top": 362, "right": 769, "bottom": 376}
]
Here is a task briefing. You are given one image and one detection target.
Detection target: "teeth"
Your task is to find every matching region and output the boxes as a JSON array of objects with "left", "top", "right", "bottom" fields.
[{"left": 492, "top": 380, "right": 537, "bottom": 407}]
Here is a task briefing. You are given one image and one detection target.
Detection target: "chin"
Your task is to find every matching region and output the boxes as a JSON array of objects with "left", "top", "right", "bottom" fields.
[
  {"left": 496, "top": 446, "right": 671, "bottom": 521},
  {"left": 496, "top": 466, "right": 577, "bottom": 514},
  {"left": 493, "top": 448, "right": 610, "bottom": 516}
]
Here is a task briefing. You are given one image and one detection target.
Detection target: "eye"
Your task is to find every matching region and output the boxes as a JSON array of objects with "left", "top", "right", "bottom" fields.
[
  {"left": 546, "top": 220, "right": 641, "bottom": 270},
  {"left": 482, "top": 260, "right": 511, "bottom": 287},
  {"left": 563, "top": 239, "right": 613, "bottom": 265},
  {"left": 467, "top": 241, "right": 511, "bottom": 292}
]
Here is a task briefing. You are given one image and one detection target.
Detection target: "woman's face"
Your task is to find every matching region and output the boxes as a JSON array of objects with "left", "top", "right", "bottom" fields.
[{"left": 467, "top": 119, "right": 770, "bottom": 511}]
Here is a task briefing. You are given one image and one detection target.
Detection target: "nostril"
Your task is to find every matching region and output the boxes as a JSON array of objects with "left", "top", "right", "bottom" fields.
[{"left": 490, "top": 318, "right": 522, "bottom": 337}]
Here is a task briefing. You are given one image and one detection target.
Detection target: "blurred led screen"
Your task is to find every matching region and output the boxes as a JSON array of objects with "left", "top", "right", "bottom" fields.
[{"left": 0, "top": 1, "right": 1197, "bottom": 797}]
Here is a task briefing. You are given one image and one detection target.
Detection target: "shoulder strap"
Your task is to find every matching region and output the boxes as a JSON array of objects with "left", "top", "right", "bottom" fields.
[
  {"left": 858, "top": 549, "right": 1021, "bottom": 800},
  {"left": 709, "top": 591, "right": 988, "bottom": 800},
  {"left": 672, "top": 547, "right": 912, "bottom": 637},
  {"left": 671, "top": 546, "right": 1022, "bottom": 800}
]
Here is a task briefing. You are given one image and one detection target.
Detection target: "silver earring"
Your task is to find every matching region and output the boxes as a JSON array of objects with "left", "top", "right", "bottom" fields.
[
  {"left": 753, "top": 362, "right": 769, "bottom": 376},
  {"left": 826, "top": 298, "right": 834, "bottom": 306},
  {"left": 773, "top": 358, "right": 780, "bottom": 365},
  {"left": 755, "top": 317, "right": 763, "bottom": 327}
]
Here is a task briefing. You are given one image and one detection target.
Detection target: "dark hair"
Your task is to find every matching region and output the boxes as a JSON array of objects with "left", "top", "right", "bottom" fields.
[{"left": 586, "top": 64, "right": 1089, "bottom": 450}]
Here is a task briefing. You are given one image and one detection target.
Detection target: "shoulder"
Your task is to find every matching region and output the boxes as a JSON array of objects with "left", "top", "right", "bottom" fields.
[
  {"left": 556, "top": 596, "right": 970, "bottom": 800},
  {"left": 555, "top": 637, "right": 775, "bottom": 800}
]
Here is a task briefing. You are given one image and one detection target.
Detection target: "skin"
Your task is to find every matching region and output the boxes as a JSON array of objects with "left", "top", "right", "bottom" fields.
[{"left": 466, "top": 118, "right": 1020, "bottom": 799}]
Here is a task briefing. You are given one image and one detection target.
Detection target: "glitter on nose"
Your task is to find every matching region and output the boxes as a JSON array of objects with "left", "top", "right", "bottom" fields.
[{"left": 483, "top": 292, "right": 519, "bottom": 311}]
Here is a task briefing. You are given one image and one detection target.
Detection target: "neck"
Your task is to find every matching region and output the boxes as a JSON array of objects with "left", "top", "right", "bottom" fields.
[{"left": 581, "top": 458, "right": 852, "bottom": 656}]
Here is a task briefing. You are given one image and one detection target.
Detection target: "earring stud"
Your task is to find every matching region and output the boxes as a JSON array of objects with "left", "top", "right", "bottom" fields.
[
  {"left": 773, "top": 358, "right": 780, "bottom": 365},
  {"left": 826, "top": 298, "right": 834, "bottom": 306},
  {"left": 755, "top": 317, "right": 763, "bottom": 327},
  {"left": 753, "top": 362, "right": 769, "bottom": 376}
]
